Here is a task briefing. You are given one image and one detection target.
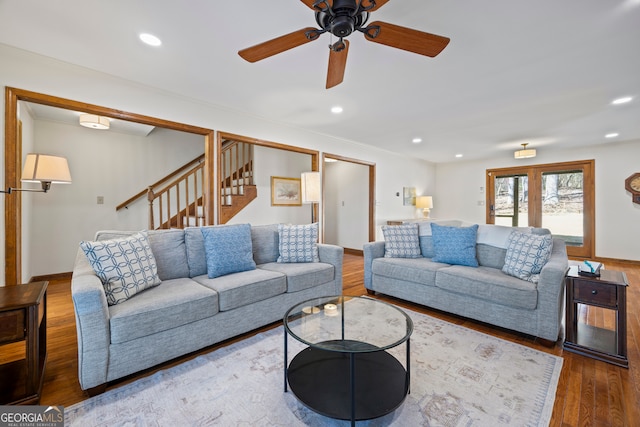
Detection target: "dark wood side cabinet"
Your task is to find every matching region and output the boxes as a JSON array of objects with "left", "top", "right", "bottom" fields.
[
  {"left": 564, "top": 268, "right": 628, "bottom": 368},
  {"left": 0, "top": 281, "right": 48, "bottom": 404}
]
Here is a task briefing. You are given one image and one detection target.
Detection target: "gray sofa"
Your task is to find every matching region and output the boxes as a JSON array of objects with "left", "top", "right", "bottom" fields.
[
  {"left": 71, "top": 224, "right": 343, "bottom": 394},
  {"left": 364, "top": 221, "right": 568, "bottom": 342}
]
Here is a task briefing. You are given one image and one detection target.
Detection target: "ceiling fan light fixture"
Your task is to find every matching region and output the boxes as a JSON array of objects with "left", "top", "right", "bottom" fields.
[
  {"left": 514, "top": 143, "right": 536, "bottom": 159},
  {"left": 79, "top": 114, "right": 110, "bottom": 130}
]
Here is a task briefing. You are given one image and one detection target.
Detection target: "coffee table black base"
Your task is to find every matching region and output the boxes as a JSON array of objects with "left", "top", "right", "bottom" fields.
[{"left": 287, "top": 342, "right": 409, "bottom": 422}]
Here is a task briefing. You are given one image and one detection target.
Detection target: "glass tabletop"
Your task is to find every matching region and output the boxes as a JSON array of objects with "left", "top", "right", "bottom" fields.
[{"left": 284, "top": 296, "right": 413, "bottom": 353}]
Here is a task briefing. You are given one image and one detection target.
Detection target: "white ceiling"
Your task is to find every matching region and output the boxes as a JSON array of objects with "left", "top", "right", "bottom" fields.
[{"left": 1, "top": 0, "right": 639, "bottom": 162}]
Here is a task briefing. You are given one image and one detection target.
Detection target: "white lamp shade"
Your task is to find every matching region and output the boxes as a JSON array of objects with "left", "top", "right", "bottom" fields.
[
  {"left": 416, "top": 196, "right": 433, "bottom": 209},
  {"left": 301, "top": 172, "right": 321, "bottom": 203},
  {"left": 21, "top": 154, "right": 72, "bottom": 184},
  {"left": 79, "top": 113, "right": 110, "bottom": 130}
]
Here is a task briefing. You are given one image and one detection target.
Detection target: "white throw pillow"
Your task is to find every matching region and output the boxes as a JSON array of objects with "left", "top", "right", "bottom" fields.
[
  {"left": 502, "top": 231, "right": 553, "bottom": 283},
  {"left": 80, "top": 231, "right": 161, "bottom": 305}
]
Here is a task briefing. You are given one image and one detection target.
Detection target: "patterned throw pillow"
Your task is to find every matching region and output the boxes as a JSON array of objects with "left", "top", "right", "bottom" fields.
[
  {"left": 80, "top": 231, "right": 161, "bottom": 306},
  {"left": 431, "top": 223, "right": 479, "bottom": 267},
  {"left": 277, "top": 223, "right": 319, "bottom": 263},
  {"left": 502, "top": 230, "right": 553, "bottom": 283},
  {"left": 382, "top": 223, "right": 421, "bottom": 258},
  {"left": 201, "top": 224, "right": 256, "bottom": 278}
]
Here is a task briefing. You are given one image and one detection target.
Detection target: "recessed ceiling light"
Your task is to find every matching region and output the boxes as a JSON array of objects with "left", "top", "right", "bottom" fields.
[
  {"left": 611, "top": 96, "right": 632, "bottom": 105},
  {"left": 139, "top": 33, "right": 162, "bottom": 47},
  {"left": 324, "top": 158, "right": 338, "bottom": 162},
  {"left": 455, "top": 154, "right": 463, "bottom": 158},
  {"left": 605, "top": 132, "right": 619, "bottom": 138},
  {"left": 412, "top": 138, "right": 422, "bottom": 144},
  {"left": 330, "top": 106, "right": 343, "bottom": 114}
]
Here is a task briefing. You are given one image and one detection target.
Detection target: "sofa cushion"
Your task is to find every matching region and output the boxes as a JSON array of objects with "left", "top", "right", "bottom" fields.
[
  {"left": 202, "top": 224, "right": 256, "bottom": 278},
  {"left": 435, "top": 265, "right": 538, "bottom": 310},
  {"left": 277, "top": 223, "right": 320, "bottom": 263},
  {"left": 94, "top": 229, "right": 190, "bottom": 281},
  {"left": 258, "top": 262, "right": 335, "bottom": 292},
  {"left": 184, "top": 226, "right": 209, "bottom": 278},
  {"left": 251, "top": 224, "right": 280, "bottom": 264},
  {"left": 476, "top": 244, "right": 508, "bottom": 270},
  {"left": 80, "top": 231, "right": 161, "bottom": 306},
  {"left": 147, "top": 229, "right": 190, "bottom": 280},
  {"left": 193, "top": 269, "right": 286, "bottom": 311},
  {"left": 108, "top": 278, "right": 219, "bottom": 344},
  {"left": 382, "top": 223, "right": 421, "bottom": 258},
  {"left": 371, "top": 257, "right": 449, "bottom": 287},
  {"left": 502, "top": 231, "right": 554, "bottom": 284},
  {"left": 431, "top": 223, "right": 479, "bottom": 267}
]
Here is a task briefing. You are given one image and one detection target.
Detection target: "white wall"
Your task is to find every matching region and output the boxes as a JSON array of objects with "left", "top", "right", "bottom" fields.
[
  {"left": 435, "top": 139, "right": 640, "bottom": 261},
  {"left": 0, "top": 44, "right": 437, "bottom": 282},
  {"left": 324, "top": 160, "right": 369, "bottom": 250},
  {"left": 227, "top": 146, "right": 312, "bottom": 226},
  {"left": 18, "top": 102, "right": 35, "bottom": 281},
  {"left": 25, "top": 119, "right": 203, "bottom": 277}
]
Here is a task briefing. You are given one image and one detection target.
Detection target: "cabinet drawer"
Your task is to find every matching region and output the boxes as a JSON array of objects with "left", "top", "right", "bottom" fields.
[
  {"left": 0, "top": 309, "right": 25, "bottom": 343},
  {"left": 573, "top": 281, "right": 617, "bottom": 308}
]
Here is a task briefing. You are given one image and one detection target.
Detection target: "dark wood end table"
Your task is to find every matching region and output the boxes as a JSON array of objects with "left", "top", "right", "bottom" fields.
[
  {"left": 0, "top": 281, "right": 48, "bottom": 404},
  {"left": 563, "top": 267, "right": 628, "bottom": 368}
]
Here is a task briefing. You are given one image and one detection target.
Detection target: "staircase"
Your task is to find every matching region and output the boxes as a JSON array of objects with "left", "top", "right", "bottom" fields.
[
  {"left": 219, "top": 139, "right": 257, "bottom": 223},
  {"left": 116, "top": 139, "right": 257, "bottom": 229}
]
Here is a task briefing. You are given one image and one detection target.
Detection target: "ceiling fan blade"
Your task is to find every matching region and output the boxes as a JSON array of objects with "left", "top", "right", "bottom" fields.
[
  {"left": 361, "top": 0, "right": 390, "bottom": 11},
  {"left": 364, "top": 21, "right": 450, "bottom": 57},
  {"left": 300, "top": 0, "right": 332, "bottom": 10},
  {"left": 326, "top": 40, "right": 349, "bottom": 89},
  {"left": 238, "top": 27, "right": 318, "bottom": 62}
]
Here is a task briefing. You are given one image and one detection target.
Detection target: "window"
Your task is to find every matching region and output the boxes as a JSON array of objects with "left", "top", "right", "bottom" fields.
[{"left": 486, "top": 160, "right": 594, "bottom": 258}]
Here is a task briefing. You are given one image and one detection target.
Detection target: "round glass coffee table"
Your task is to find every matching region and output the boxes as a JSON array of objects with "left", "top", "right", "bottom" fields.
[{"left": 284, "top": 296, "right": 413, "bottom": 426}]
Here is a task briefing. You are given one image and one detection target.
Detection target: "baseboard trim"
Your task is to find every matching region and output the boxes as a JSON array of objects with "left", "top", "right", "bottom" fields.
[
  {"left": 344, "top": 248, "right": 363, "bottom": 256},
  {"left": 571, "top": 256, "right": 640, "bottom": 267},
  {"left": 29, "top": 272, "right": 73, "bottom": 284}
]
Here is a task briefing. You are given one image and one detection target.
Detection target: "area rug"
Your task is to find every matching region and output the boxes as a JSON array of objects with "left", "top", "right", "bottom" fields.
[{"left": 65, "top": 308, "right": 562, "bottom": 426}]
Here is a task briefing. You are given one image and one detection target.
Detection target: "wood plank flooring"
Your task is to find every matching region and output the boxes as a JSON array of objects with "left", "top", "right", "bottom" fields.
[{"left": 15, "top": 255, "right": 640, "bottom": 426}]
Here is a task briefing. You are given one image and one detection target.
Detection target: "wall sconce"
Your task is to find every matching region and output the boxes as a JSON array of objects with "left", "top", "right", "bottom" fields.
[
  {"left": 416, "top": 196, "right": 433, "bottom": 218},
  {"left": 514, "top": 143, "right": 536, "bottom": 159},
  {"left": 2, "top": 153, "right": 72, "bottom": 194},
  {"left": 301, "top": 171, "right": 321, "bottom": 223}
]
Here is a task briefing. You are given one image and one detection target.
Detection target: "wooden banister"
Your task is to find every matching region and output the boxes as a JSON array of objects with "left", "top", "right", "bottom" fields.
[{"left": 116, "top": 154, "right": 205, "bottom": 211}]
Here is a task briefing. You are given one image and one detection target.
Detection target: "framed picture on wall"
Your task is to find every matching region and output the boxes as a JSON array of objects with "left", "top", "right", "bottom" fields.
[
  {"left": 403, "top": 187, "right": 416, "bottom": 206},
  {"left": 271, "top": 176, "right": 302, "bottom": 206}
]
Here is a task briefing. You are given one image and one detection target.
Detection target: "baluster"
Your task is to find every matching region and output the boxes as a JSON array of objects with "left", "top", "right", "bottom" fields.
[{"left": 147, "top": 186, "right": 155, "bottom": 230}]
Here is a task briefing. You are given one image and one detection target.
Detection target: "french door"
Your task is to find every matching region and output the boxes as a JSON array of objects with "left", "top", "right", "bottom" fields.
[{"left": 486, "top": 160, "right": 595, "bottom": 258}]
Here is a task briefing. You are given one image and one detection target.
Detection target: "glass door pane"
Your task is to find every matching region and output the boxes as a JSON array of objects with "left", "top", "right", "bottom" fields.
[
  {"left": 541, "top": 170, "right": 584, "bottom": 247},
  {"left": 494, "top": 174, "right": 529, "bottom": 227}
]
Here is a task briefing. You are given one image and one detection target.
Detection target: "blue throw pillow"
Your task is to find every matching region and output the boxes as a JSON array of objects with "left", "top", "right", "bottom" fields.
[
  {"left": 382, "top": 223, "right": 421, "bottom": 258},
  {"left": 80, "top": 231, "right": 161, "bottom": 306},
  {"left": 201, "top": 224, "right": 256, "bottom": 278},
  {"left": 431, "top": 223, "right": 479, "bottom": 267},
  {"left": 502, "top": 230, "right": 553, "bottom": 283},
  {"left": 277, "top": 223, "right": 320, "bottom": 263}
]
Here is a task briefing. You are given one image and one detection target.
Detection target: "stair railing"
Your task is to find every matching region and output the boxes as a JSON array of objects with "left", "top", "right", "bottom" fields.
[
  {"left": 147, "top": 161, "right": 205, "bottom": 229},
  {"left": 220, "top": 140, "right": 253, "bottom": 206}
]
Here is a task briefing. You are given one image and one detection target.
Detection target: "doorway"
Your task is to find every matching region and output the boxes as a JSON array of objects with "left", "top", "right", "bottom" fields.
[
  {"left": 4, "top": 87, "right": 214, "bottom": 285},
  {"left": 486, "top": 159, "right": 595, "bottom": 258},
  {"left": 322, "top": 153, "right": 375, "bottom": 253}
]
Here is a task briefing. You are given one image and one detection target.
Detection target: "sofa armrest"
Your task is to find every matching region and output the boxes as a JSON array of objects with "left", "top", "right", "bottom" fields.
[
  {"left": 317, "top": 243, "right": 344, "bottom": 295},
  {"left": 363, "top": 241, "right": 385, "bottom": 290},
  {"left": 535, "top": 238, "right": 569, "bottom": 339},
  {"left": 71, "top": 248, "right": 111, "bottom": 390}
]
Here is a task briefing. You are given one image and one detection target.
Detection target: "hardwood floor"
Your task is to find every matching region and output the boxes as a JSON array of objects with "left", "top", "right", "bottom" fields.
[{"left": 19, "top": 255, "right": 640, "bottom": 426}]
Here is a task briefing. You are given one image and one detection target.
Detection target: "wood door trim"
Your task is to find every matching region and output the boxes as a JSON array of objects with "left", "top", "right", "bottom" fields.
[
  {"left": 4, "top": 87, "right": 214, "bottom": 285},
  {"left": 322, "top": 153, "right": 376, "bottom": 243}
]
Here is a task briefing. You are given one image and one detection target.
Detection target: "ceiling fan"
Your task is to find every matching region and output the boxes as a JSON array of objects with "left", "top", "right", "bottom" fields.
[{"left": 238, "top": 0, "right": 450, "bottom": 89}]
